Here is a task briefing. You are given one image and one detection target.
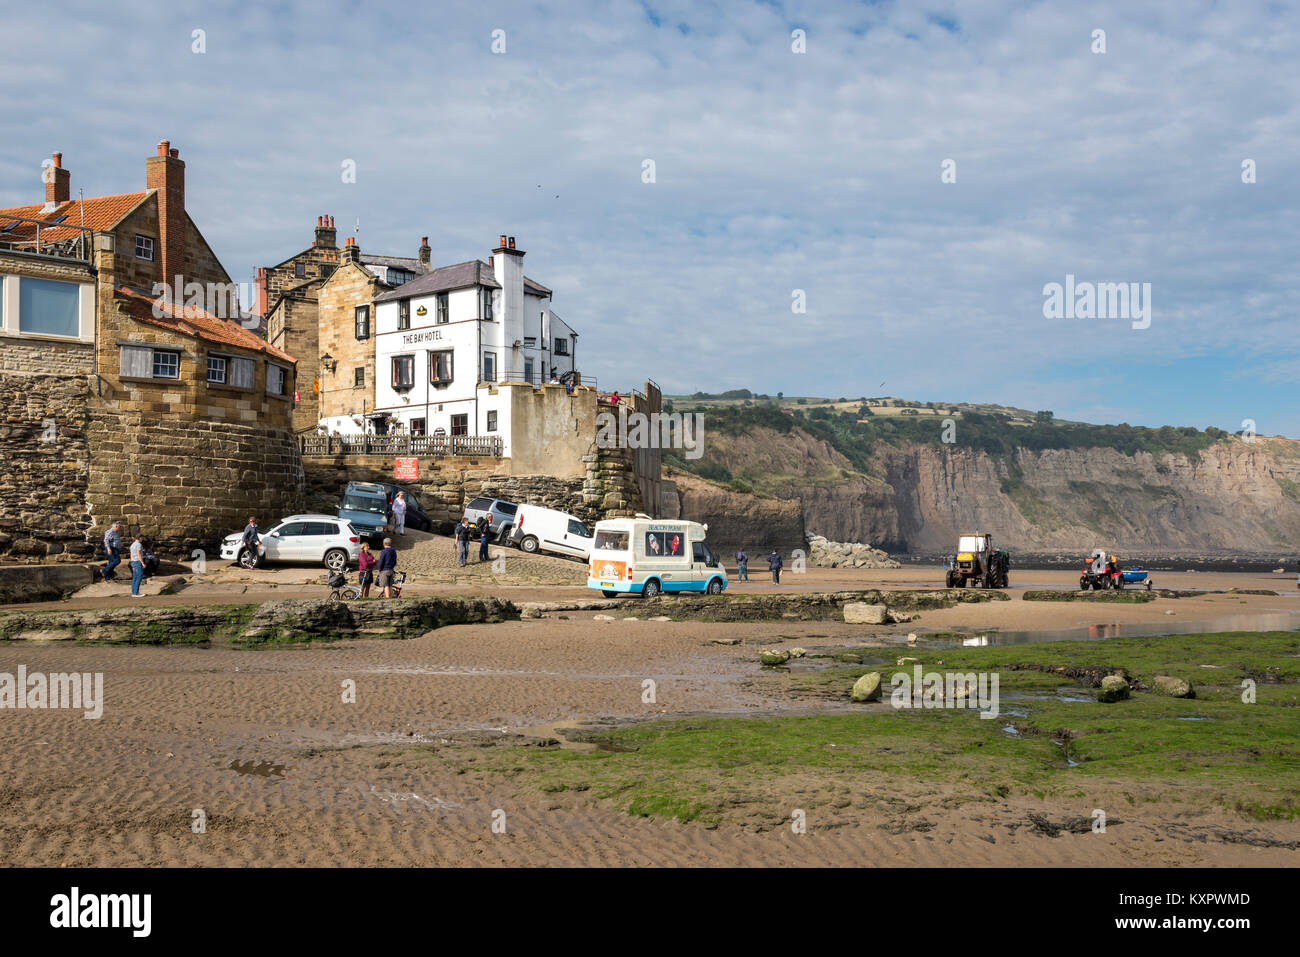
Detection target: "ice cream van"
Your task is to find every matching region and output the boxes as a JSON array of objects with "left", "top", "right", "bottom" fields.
[{"left": 587, "top": 514, "right": 728, "bottom": 597}]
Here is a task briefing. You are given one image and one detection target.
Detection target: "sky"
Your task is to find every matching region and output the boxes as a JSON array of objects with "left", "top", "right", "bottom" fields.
[{"left": 2, "top": 0, "right": 1296, "bottom": 436}]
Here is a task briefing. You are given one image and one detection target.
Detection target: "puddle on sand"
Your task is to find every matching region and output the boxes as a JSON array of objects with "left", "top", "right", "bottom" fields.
[
  {"left": 511, "top": 719, "right": 635, "bottom": 753},
  {"left": 224, "top": 759, "right": 289, "bottom": 778},
  {"left": 930, "top": 612, "right": 1300, "bottom": 647}
]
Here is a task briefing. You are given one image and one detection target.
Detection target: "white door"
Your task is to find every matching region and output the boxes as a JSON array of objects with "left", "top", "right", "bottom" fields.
[{"left": 267, "top": 521, "right": 308, "bottom": 561}]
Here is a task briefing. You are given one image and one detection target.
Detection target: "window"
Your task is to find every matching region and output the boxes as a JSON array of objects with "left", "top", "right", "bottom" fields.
[
  {"left": 410, "top": 418, "right": 426, "bottom": 436},
  {"left": 18, "top": 277, "right": 80, "bottom": 338},
  {"left": 398, "top": 300, "right": 410, "bottom": 330},
  {"left": 388, "top": 268, "right": 412, "bottom": 286},
  {"left": 481, "top": 351, "right": 496, "bottom": 383},
  {"left": 466, "top": 498, "right": 493, "bottom": 511},
  {"left": 554, "top": 338, "right": 569, "bottom": 356},
  {"left": 354, "top": 366, "right": 365, "bottom": 387},
  {"left": 275, "top": 522, "right": 307, "bottom": 538},
  {"left": 594, "top": 530, "right": 628, "bottom": 551},
  {"left": 450, "top": 413, "right": 469, "bottom": 436},
  {"left": 294, "top": 262, "right": 305, "bottom": 278},
  {"left": 320, "top": 264, "right": 335, "bottom": 279},
  {"left": 134, "top": 235, "right": 154, "bottom": 261},
  {"left": 303, "top": 521, "right": 336, "bottom": 536},
  {"left": 524, "top": 357, "right": 534, "bottom": 384},
  {"left": 435, "top": 293, "right": 449, "bottom": 323},
  {"left": 230, "top": 357, "right": 254, "bottom": 390},
  {"left": 207, "top": 355, "right": 227, "bottom": 384},
  {"left": 524, "top": 336, "right": 537, "bottom": 348},
  {"left": 567, "top": 519, "right": 590, "bottom": 538},
  {"left": 430, "top": 349, "right": 453, "bottom": 385},
  {"left": 482, "top": 288, "right": 494, "bottom": 320},
  {"left": 152, "top": 350, "right": 180, "bottom": 379},
  {"left": 355, "top": 305, "right": 370, "bottom": 339},
  {"left": 267, "top": 363, "right": 287, "bottom": 396},
  {"left": 392, "top": 354, "right": 414, "bottom": 389},
  {"left": 486, "top": 410, "right": 498, "bottom": 431}
]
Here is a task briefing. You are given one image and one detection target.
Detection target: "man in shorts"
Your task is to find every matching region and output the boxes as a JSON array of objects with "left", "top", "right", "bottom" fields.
[{"left": 376, "top": 537, "right": 398, "bottom": 598}]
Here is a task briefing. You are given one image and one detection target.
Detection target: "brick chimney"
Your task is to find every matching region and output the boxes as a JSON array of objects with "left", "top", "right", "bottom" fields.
[
  {"left": 145, "top": 140, "right": 186, "bottom": 292},
  {"left": 341, "top": 235, "right": 361, "bottom": 264},
  {"left": 43, "top": 152, "right": 70, "bottom": 207},
  {"left": 315, "top": 214, "right": 337, "bottom": 249},
  {"left": 256, "top": 267, "right": 268, "bottom": 317},
  {"left": 418, "top": 236, "right": 431, "bottom": 267}
]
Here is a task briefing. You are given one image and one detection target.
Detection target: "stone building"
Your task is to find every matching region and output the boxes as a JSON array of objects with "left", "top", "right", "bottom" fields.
[
  {"left": 0, "top": 141, "right": 305, "bottom": 560},
  {"left": 260, "top": 218, "right": 429, "bottom": 432}
]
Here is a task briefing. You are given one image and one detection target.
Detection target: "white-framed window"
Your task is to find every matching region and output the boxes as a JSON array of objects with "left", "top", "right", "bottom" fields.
[
  {"left": 17, "top": 277, "right": 80, "bottom": 338},
  {"left": 398, "top": 300, "right": 410, "bottom": 330},
  {"left": 267, "top": 363, "right": 287, "bottom": 396},
  {"left": 206, "top": 355, "right": 227, "bottom": 384},
  {"left": 151, "top": 350, "right": 180, "bottom": 379},
  {"left": 481, "top": 351, "right": 496, "bottom": 383},
  {"left": 436, "top": 293, "right": 449, "bottom": 323},
  {"left": 355, "top": 305, "right": 370, "bottom": 340},
  {"left": 410, "top": 417, "right": 426, "bottom": 436},
  {"left": 486, "top": 410, "right": 498, "bottom": 432},
  {"left": 430, "top": 349, "right": 453, "bottom": 385},
  {"left": 451, "top": 413, "right": 469, "bottom": 436},
  {"left": 482, "top": 288, "right": 494, "bottom": 320},
  {"left": 134, "top": 235, "right": 154, "bottom": 261},
  {"left": 388, "top": 268, "right": 413, "bottom": 286},
  {"left": 392, "top": 354, "right": 414, "bottom": 389}
]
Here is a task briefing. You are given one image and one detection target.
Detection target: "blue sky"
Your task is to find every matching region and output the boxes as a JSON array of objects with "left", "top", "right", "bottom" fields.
[{"left": 2, "top": 0, "right": 1296, "bottom": 436}]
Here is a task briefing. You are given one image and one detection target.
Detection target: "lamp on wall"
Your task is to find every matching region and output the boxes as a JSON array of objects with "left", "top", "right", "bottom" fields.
[{"left": 320, "top": 352, "right": 337, "bottom": 373}]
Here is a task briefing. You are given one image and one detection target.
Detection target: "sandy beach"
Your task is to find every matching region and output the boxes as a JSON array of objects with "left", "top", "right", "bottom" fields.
[{"left": 2, "top": 558, "right": 1298, "bottom": 867}]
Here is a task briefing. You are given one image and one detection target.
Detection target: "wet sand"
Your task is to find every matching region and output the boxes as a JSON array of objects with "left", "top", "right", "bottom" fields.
[{"left": 1, "top": 565, "right": 1297, "bottom": 866}]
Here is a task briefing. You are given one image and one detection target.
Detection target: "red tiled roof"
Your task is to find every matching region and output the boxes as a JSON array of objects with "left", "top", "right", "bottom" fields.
[
  {"left": 114, "top": 286, "right": 296, "bottom": 364},
  {"left": 0, "top": 191, "right": 149, "bottom": 244}
]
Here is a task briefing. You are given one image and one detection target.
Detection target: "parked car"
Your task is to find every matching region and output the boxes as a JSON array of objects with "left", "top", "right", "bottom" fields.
[
  {"left": 337, "top": 481, "right": 393, "bottom": 544},
  {"left": 508, "top": 504, "right": 593, "bottom": 560},
  {"left": 462, "top": 496, "right": 519, "bottom": 543},
  {"left": 220, "top": 514, "right": 361, "bottom": 571},
  {"left": 378, "top": 483, "right": 433, "bottom": 532}
]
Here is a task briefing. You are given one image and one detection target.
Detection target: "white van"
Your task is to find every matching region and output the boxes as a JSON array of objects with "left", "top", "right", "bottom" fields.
[
  {"left": 510, "top": 504, "right": 593, "bottom": 560},
  {"left": 586, "top": 514, "right": 728, "bottom": 597}
]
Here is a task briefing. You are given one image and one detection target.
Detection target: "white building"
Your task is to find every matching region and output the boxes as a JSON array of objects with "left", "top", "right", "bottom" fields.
[{"left": 345, "top": 234, "right": 578, "bottom": 441}]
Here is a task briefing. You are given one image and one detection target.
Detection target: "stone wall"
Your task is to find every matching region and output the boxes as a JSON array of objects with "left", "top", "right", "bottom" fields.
[
  {"left": 0, "top": 338, "right": 95, "bottom": 561},
  {"left": 87, "top": 411, "right": 305, "bottom": 554},
  {"left": 317, "top": 257, "right": 385, "bottom": 422}
]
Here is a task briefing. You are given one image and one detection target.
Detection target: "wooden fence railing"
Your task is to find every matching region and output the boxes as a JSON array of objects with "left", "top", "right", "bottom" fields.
[{"left": 300, "top": 434, "right": 503, "bottom": 457}]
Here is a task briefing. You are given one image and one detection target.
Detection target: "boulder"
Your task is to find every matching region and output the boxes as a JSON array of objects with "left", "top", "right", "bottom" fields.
[
  {"left": 1097, "top": 674, "right": 1130, "bottom": 703},
  {"left": 759, "top": 648, "right": 791, "bottom": 665},
  {"left": 1151, "top": 674, "right": 1195, "bottom": 698},
  {"left": 851, "top": 671, "right": 883, "bottom": 702},
  {"left": 843, "top": 602, "right": 890, "bottom": 624},
  {"left": 789, "top": 647, "right": 807, "bottom": 658}
]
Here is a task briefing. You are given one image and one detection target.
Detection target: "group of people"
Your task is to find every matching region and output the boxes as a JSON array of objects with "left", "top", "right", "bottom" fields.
[
  {"left": 101, "top": 522, "right": 160, "bottom": 597},
  {"left": 453, "top": 515, "right": 494, "bottom": 566},
  {"left": 356, "top": 537, "right": 400, "bottom": 598},
  {"left": 733, "top": 546, "right": 784, "bottom": 584}
]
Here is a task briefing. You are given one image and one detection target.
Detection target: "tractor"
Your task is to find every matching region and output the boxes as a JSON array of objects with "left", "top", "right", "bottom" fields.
[{"left": 945, "top": 532, "right": 1010, "bottom": 589}]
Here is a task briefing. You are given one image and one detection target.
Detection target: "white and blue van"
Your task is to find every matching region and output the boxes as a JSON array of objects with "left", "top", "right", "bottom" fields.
[{"left": 587, "top": 514, "right": 728, "bottom": 597}]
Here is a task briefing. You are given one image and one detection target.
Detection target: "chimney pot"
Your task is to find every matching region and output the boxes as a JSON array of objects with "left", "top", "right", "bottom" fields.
[
  {"left": 421, "top": 236, "right": 428, "bottom": 245},
  {"left": 499, "top": 234, "right": 507, "bottom": 248},
  {"left": 329, "top": 216, "right": 334, "bottom": 227},
  {"left": 157, "top": 140, "right": 170, "bottom": 156},
  {"left": 169, "top": 148, "right": 179, "bottom": 158},
  {"left": 508, "top": 236, "right": 516, "bottom": 249},
  {"left": 52, "top": 152, "right": 62, "bottom": 168}
]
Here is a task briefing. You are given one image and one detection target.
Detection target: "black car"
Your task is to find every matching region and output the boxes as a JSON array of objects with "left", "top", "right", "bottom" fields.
[{"left": 379, "top": 483, "right": 434, "bottom": 532}]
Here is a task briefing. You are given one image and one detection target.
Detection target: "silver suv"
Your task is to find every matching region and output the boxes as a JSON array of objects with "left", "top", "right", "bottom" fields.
[{"left": 461, "top": 497, "right": 519, "bottom": 542}]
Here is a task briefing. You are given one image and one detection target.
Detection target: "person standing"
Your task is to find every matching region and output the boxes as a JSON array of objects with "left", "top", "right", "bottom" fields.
[
  {"left": 454, "top": 517, "right": 471, "bottom": 566},
  {"left": 103, "top": 522, "right": 123, "bottom": 582},
  {"left": 478, "top": 515, "right": 492, "bottom": 563},
  {"left": 241, "top": 516, "right": 261, "bottom": 568},
  {"left": 357, "top": 542, "right": 377, "bottom": 599},
  {"left": 767, "top": 548, "right": 783, "bottom": 585},
  {"left": 129, "top": 533, "right": 146, "bottom": 597},
  {"left": 736, "top": 546, "right": 749, "bottom": 582},
  {"left": 392, "top": 491, "right": 407, "bottom": 537},
  {"left": 376, "top": 537, "right": 398, "bottom": 598}
]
